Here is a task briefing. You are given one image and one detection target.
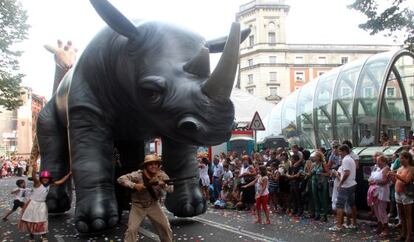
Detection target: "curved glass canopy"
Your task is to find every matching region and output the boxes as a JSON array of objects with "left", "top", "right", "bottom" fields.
[{"left": 263, "top": 49, "right": 414, "bottom": 149}]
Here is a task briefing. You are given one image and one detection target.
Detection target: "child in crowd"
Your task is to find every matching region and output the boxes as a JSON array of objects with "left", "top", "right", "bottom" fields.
[
  {"left": 214, "top": 163, "right": 234, "bottom": 209},
  {"left": 231, "top": 168, "right": 241, "bottom": 208},
  {"left": 242, "top": 166, "right": 270, "bottom": 224},
  {"left": 199, "top": 157, "right": 210, "bottom": 201},
  {"left": 268, "top": 162, "right": 281, "bottom": 212},
  {"left": 18, "top": 163, "right": 72, "bottom": 242},
  {"left": 222, "top": 163, "right": 233, "bottom": 191},
  {"left": 1, "top": 164, "right": 7, "bottom": 178},
  {"left": 214, "top": 185, "right": 230, "bottom": 209},
  {"left": 2, "top": 179, "right": 31, "bottom": 221}
]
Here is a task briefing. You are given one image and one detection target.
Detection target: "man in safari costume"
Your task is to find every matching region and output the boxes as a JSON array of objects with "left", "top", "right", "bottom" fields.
[{"left": 117, "top": 154, "right": 173, "bottom": 242}]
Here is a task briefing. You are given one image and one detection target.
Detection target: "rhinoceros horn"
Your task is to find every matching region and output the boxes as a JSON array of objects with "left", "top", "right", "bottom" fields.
[
  {"left": 90, "top": 0, "right": 139, "bottom": 40},
  {"left": 202, "top": 23, "right": 241, "bottom": 100}
]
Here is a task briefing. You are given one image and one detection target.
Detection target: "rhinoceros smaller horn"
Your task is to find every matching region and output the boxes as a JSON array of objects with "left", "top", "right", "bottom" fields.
[
  {"left": 183, "top": 47, "right": 211, "bottom": 78},
  {"left": 90, "top": 0, "right": 139, "bottom": 40}
]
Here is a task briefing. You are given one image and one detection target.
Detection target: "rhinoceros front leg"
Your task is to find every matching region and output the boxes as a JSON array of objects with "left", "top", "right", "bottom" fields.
[
  {"left": 162, "top": 138, "right": 206, "bottom": 217},
  {"left": 37, "top": 101, "right": 72, "bottom": 213},
  {"left": 69, "top": 109, "right": 118, "bottom": 233}
]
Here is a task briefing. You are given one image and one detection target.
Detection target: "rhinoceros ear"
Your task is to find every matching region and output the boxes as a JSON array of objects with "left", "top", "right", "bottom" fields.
[
  {"left": 206, "top": 28, "right": 251, "bottom": 53},
  {"left": 90, "top": 0, "right": 138, "bottom": 40}
]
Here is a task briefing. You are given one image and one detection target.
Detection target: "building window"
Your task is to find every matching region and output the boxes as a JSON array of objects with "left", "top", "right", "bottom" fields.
[
  {"left": 269, "top": 72, "right": 277, "bottom": 82},
  {"left": 247, "top": 88, "right": 254, "bottom": 94},
  {"left": 248, "top": 59, "right": 253, "bottom": 66},
  {"left": 294, "top": 56, "right": 303, "bottom": 64},
  {"left": 249, "top": 35, "right": 254, "bottom": 47},
  {"left": 363, "top": 87, "right": 373, "bottom": 97},
  {"left": 269, "top": 56, "right": 277, "bottom": 64},
  {"left": 317, "top": 56, "right": 326, "bottom": 64},
  {"left": 386, "top": 87, "right": 395, "bottom": 97},
  {"left": 268, "top": 32, "right": 276, "bottom": 43},
  {"left": 341, "top": 57, "right": 349, "bottom": 64},
  {"left": 247, "top": 74, "right": 253, "bottom": 84},
  {"left": 295, "top": 71, "right": 304, "bottom": 82},
  {"left": 269, "top": 87, "right": 278, "bottom": 96},
  {"left": 341, "top": 87, "right": 352, "bottom": 97}
]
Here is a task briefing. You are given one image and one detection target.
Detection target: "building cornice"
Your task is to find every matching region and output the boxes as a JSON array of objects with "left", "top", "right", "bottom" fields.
[
  {"left": 266, "top": 82, "right": 281, "bottom": 86},
  {"left": 240, "top": 43, "right": 398, "bottom": 57},
  {"left": 237, "top": 0, "right": 290, "bottom": 19},
  {"left": 240, "top": 63, "right": 341, "bottom": 71},
  {"left": 287, "top": 43, "right": 399, "bottom": 51}
]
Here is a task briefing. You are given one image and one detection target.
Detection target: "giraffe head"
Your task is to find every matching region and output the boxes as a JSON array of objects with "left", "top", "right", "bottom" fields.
[{"left": 44, "top": 40, "right": 77, "bottom": 72}]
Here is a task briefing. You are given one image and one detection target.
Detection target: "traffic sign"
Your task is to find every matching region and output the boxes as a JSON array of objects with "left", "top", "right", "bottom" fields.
[{"left": 248, "top": 111, "right": 265, "bottom": 130}]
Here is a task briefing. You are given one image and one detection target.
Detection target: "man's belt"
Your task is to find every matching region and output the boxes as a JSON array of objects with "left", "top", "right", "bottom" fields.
[{"left": 132, "top": 200, "right": 153, "bottom": 208}]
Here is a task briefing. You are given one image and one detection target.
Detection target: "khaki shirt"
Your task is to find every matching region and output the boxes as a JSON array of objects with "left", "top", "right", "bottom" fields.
[{"left": 117, "top": 170, "right": 173, "bottom": 206}]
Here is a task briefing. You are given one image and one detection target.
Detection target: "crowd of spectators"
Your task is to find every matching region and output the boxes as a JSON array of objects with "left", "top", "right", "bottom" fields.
[
  {"left": 197, "top": 140, "right": 414, "bottom": 242},
  {"left": 1, "top": 156, "right": 29, "bottom": 178}
]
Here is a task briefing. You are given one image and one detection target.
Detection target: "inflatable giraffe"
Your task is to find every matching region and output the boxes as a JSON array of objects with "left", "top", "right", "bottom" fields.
[{"left": 29, "top": 40, "right": 77, "bottom": 166}]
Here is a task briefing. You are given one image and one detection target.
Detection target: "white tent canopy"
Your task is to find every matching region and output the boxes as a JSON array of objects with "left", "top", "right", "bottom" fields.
[{"left": 230, "top": 88, "right": 275, "bottom": 126}]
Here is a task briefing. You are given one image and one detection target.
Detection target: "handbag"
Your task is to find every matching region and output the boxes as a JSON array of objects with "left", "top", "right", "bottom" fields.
[{"left": 406, "top": 182, "right": 414, "bottom": 197}]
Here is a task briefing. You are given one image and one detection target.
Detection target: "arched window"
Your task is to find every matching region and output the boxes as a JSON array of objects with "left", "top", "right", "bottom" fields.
[
  {"left": 268, "top": 32, "right": 276, "bottom": 43},
  {"left": 249, "top": 25, "right": 255, "bottom": 47},
  {"left": 268, "top": 21, "right": 276, "bottom": 43}
]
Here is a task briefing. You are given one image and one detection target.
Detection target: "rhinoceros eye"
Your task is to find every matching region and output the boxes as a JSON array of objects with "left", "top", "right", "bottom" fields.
[
  {"left": 139, "top": 76, "right": 166, "bottom": 106},
  {"left": 141, "top": 88, "right": 162, "bottom": 104}
]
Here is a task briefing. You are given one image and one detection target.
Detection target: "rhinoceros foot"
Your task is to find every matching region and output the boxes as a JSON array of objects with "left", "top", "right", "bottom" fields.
[
  {"left": 74, "top": 189, "right": 119, "bottom": 233},
  {"left": 165, "top": 182, "right": 207, "bottom": 217},
  {"left": 46, "top": 185, "right": 72, "bottom": 213}
]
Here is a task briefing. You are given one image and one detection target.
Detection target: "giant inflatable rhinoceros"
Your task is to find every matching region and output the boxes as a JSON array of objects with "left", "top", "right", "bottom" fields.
[{"left": 36, "top": 0, "right": 249, "bottom": 233}]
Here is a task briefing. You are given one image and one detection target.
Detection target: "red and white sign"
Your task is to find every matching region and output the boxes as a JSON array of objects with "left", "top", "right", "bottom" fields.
[{"left": 248, "top": 111, "right": 265, "bottom": 130}]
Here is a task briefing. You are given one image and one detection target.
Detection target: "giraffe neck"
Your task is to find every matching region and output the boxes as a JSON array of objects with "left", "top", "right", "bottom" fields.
[{"left": 52, "top": 65, "right": 68, "bottom": 95}]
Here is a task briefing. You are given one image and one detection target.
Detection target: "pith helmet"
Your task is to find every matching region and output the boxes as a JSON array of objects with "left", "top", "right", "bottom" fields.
[{"left": 143, "top": 154, "right": 162, "bottom": 166}]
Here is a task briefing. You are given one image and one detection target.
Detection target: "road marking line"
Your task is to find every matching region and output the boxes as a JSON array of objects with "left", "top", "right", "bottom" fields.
[
  {"left": 190, "top": 216, "right": 282, "bottom": 242},
  {"left": 138, "top": 227, "right": 161, "bottom": 242}
]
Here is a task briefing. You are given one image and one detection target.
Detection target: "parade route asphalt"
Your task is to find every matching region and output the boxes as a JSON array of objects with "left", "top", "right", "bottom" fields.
[{"left": 0, "top": 176, "right": 405, "bottom": 242}]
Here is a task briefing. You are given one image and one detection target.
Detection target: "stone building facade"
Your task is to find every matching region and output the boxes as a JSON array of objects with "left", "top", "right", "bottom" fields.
[
  {"left": 16, "top": 87, "right": 46, "bottom": 156},
  {"left": 236, "top": 0, "right": 398, "bottom": 104}
]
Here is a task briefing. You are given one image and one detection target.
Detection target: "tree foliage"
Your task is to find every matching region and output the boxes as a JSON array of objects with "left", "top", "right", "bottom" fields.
[
  {"left": 348, "top": 0, "right": 414, "bottom": 45},
  {"left": 0, "top": 0, "right": 29, "bottom": 110}
]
